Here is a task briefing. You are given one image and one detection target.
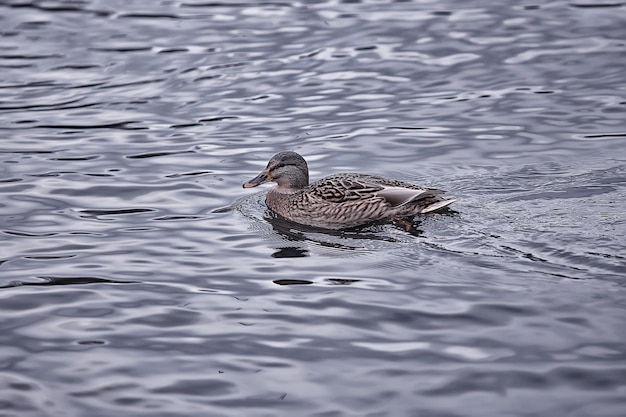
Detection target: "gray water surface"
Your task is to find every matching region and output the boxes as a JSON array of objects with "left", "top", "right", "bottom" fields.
[{"left": 1, "top": 1, "right": 626, "bottom": 416}]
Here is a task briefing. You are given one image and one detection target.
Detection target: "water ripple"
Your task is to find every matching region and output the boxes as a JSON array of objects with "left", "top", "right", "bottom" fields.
[{"left": 1, "top": 1, "right": 625, "bottom": 416}]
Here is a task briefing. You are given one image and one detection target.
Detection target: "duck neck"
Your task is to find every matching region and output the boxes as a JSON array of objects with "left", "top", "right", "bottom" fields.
[
  {"left": 289, "top": 171, "right": 309, "bottom": 189},
  {"left": 274, "top": 169, "right": 308, "bottom": 191}
]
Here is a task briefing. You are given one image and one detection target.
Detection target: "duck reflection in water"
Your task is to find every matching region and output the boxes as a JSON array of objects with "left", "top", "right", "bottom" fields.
[{"left": 259, "top": 208, "right": 428, "bottom": 261}]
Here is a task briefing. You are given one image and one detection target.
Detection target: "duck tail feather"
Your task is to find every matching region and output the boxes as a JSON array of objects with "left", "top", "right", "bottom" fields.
[{"left": 420, "top": 198, "right": 458, "bottom": 213}]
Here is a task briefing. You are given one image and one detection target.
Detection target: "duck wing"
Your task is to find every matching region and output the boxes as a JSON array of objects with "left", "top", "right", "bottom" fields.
[
  {"left": 376, "top": 186, "right": 443, "bottom": 207},
  {"left": 310, "top": 174, "right": 444, "bottom": 207}
]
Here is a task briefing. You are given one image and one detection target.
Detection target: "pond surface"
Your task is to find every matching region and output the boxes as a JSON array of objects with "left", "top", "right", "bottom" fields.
[{"left": 1, "top": 1, "right": 625, "bottom": 416}]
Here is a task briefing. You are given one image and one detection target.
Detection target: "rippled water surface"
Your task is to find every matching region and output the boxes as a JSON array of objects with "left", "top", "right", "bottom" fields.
[{"left": 1, "top": 1, "right": 626, "bottom": 416}]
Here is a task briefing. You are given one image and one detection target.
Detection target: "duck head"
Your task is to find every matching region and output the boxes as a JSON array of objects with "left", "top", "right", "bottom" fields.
[{"left": 243, "top": 151, "right": 309, "bottom": 190}]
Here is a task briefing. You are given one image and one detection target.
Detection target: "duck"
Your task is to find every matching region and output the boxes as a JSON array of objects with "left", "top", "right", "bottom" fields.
[{"left": 243, "top": 151, "right": 456, "bottom": 230}]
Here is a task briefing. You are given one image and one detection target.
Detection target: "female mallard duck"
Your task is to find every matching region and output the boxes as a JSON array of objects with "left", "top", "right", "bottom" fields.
[{"left": 243, "top": 151, "right": 456, "bottom": 230}]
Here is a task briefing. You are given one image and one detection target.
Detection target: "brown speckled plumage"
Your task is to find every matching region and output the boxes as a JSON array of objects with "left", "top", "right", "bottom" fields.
[{"left": 243, "top": 151, "right": 456, "bottom": 230}]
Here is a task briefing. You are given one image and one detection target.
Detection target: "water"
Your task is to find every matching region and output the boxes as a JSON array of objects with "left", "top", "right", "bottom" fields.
[{"left": 1, "top": 1, "right": 625, "bottom": 416}]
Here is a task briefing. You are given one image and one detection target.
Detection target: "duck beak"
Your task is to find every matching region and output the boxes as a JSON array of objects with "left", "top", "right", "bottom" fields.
[{"left": 243, "top": 169, "right": 271, "bottom": 188}]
